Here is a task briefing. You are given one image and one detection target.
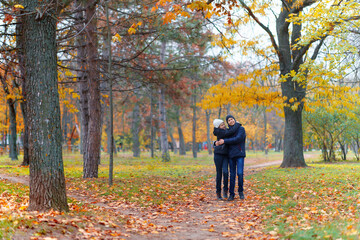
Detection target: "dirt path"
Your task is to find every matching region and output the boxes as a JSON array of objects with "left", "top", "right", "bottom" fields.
[{"left": 0, "top": 162, "right": 280, "bottom": 239}]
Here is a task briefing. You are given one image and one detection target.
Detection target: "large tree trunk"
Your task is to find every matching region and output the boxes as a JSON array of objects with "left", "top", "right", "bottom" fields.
[
  {"left": 206, "top": 110, "right": 212, "bottom": 155},
  {"left": 131, "top": 102, "right": 141, "bottom": 157},
  {"left": 23, "top": 0, "right": 68, "bottom": 211},
  {"left": 83, "top": 1, "right": 101, "bottom": 178},
  {"left": 176, "top": 107, "right": 186, "bottom": 155},
  {"left": 280, "top": 107, "right": 306, "bottom": 167},
  {"left": 8, "top": 101, "right": 17, "bottom": 160}
]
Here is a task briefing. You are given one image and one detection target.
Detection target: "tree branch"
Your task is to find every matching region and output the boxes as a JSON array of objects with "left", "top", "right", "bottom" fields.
[{"left": 238, "top": 0, "right": 280, "bottom": 60}]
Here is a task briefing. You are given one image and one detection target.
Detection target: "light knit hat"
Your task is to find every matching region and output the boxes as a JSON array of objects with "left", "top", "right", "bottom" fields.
[{"left": 213, "top": 119, "right": 224, "bottom": 128}]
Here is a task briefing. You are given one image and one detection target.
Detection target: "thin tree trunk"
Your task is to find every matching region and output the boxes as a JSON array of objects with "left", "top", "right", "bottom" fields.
[
  {"left": 263, "top": 109, "right": 268, "bottom": 155},
  {"left": 8, "top": 101, "right": 17, "bottom": 160},
  {"left": 75, "top": 0, "right": 88, "bottom": 155},
  {"left": 83, "top": 1, "right": 101, "bottom": 178},
  {"left": 150, "top": 88, "right": 155, "bottom": 158},
  {"left": 159, "top": 88, "right": 170, "bottom": 162},
  {"left": 175, "top": 107, "right": 186, "bottom": 155},
  {"left": 226, "top": 104, "right": 231, "bottom": 116},
  {"left": 132, "top": 102, "right": 141, "bottom": 157},
  {"left": 23, "top": 0, "right": 68, "bottom": 211},
  {"left": 169, "top": 126, "right": 177, "bottom": 154},
  {"left": 0, "top": 75, "right": 18, "bottom": 160},
  {"left": 20, "top": 101, "right": 29, "bottom": 165},
  {"left": 16, "top": 14, "right": 28, "bottom": 165},
  {"left": 159, "top": 41, "right": 170, "bottom": 162},
  {"left": 106, "top": 1, "right": 114, "bottom": 185},
  {"left": 206, "top": 110, "right": 212, "bottom": 155},
  {"left": 192, "top": 89, "right": 197, "bottom": 158}
]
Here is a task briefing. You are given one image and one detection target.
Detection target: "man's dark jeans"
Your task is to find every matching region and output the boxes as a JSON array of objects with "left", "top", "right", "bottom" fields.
[
  {"left": 214, "top": 154, "right": 229, "bottom": 194},
  {"left": 229, "top": 157, "right": 244, "bottom": 195}
]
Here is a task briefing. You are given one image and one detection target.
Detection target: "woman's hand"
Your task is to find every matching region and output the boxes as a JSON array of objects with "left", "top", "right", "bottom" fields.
[{"left": 216, "top": 139, "right": 224, "bottom": 146}]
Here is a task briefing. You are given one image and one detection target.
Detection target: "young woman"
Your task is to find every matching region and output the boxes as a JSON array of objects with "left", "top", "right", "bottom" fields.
[{"left": 212, "top": 119, "right": 240, "bottom": 200}]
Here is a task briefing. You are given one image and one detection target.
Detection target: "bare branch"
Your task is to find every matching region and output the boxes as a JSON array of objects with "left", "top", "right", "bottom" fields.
[{"left": 238, "top": 0, "right": 280, "bottom": 59}]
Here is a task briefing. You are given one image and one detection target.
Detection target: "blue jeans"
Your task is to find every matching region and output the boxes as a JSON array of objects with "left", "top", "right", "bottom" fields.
[
  {"left": 214, "top": 154, "right": 229, "bottom": 194},
  {"left": 229, "top": 157, "right": 244, "bottom": 195}
]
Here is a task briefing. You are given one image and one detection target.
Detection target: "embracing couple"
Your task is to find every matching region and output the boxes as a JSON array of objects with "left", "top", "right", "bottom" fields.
[{"left": 212, "top": 115, "right": 246, "bottom": 201}]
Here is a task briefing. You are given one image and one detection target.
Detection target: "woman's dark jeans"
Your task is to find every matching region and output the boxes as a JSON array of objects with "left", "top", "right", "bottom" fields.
[
  {"left": 214, "top": 154, "right": 229, "bottom": 194},
  {"left": 229, "top": 157, "right": 244, "bottom": 195}
]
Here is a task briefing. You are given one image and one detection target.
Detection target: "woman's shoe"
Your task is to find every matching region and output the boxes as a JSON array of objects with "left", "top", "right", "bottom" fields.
[
  {"left": 227, "top": 194, "right": 235, "bottom": 201},
  {"left": 223, "top": 190, "right": 228, "bottom": 199},
  {"left": 216, "top": 192, "right": 223, "bottom": 200}
]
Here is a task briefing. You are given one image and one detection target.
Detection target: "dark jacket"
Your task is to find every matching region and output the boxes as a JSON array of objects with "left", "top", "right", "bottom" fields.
[
  {"left": 213, "top": 123, "right": 240, "bottom": 155},
  {"left": 223, "top": 124, "right": 246, "bottom": 159}
]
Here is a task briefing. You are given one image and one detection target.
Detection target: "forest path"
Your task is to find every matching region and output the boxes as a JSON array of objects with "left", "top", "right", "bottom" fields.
[{"left": 0, "top": 160, "right": 283, "bottom": 239}]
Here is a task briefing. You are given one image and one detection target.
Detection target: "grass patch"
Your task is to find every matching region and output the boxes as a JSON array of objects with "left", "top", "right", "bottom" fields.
[{"left": 248, "top": 164, "right": 360, "bottom": 239}]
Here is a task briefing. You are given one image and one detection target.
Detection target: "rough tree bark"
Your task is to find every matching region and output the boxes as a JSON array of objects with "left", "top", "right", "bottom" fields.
[
  {"left": 23, "top": 0, "right": 68, "bottom": 211},
  {"left": 83, "top": 0, "right": 102, "bottom": 178}
]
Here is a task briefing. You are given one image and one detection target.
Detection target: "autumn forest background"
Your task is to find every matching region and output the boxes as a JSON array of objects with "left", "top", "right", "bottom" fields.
[{"left": 0, "top": 0, "right": 360, "bottom": 239}]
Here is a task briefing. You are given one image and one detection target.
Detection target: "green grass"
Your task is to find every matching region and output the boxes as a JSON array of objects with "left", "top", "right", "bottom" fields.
[{"left": 248, "top": 164, "right": 360, "bottom": 239}]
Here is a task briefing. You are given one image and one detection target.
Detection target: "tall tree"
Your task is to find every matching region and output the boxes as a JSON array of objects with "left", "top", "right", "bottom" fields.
[
  {"left": 83, "top": 0, "right": 101, "bottom": 178},
  {"left": 159, "top": 40, "right": 170, "bottom": 162},
  {"left": 22, "top": 0, "right": 69, "bottom": 211}
]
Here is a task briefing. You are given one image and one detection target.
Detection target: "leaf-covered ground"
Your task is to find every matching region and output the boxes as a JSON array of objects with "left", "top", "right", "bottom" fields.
[
  {"left": 1, "top": 151, "right": 359, "bottom": 239},
  {"left": 249, "top": 163, "right": 360, "bottom": 239}
]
